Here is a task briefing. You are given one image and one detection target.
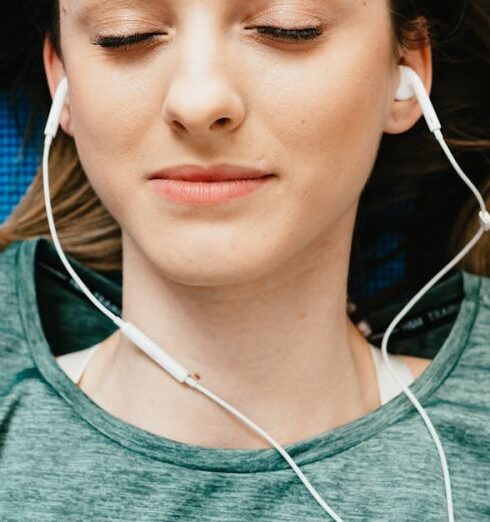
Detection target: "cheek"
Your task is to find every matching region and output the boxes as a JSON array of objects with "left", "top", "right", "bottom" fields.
[
  {"left": 69, "top": 78, "right": 152, "bottom": 158},
  {"left": 259, "top": 64, "right": 389, "bottom": 225},
  {"left": 65, "top": 71, "right": 160, "bottom": 217}
]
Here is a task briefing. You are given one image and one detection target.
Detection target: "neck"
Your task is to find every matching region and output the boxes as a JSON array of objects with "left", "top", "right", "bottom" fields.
[{"left": 85, "top": 223, "right": 379, "bottom": 449}]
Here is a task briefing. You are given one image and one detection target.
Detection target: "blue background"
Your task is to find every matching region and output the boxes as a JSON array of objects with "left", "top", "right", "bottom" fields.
[{"left": 0, "top": 93, "right": 43, "bottom": 223}]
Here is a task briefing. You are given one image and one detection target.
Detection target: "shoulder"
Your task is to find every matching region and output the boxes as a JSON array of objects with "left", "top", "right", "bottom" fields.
[
  {"left": 0, "top": 239, "right": 23, "bottom": 283},
  {"left": 439, "top": 270, "right": 490, "bottom": 412},
  {"left": 458, "top": 270, "right": 490, "bottom": 354},
  {"left": 0, "top": 239, "right": 30, "bottom": 339},
  {"left": 0, "top": 238, "right": 40, "bottom": 289},
  {"left": 460, "top": 270, "right": 490, "bottom": 305},
  {"left": 393, "top": 270, "right": 490, "bottom": 381},
  {"left": 0, "top": 239, "right": 40, "bottom": 399}
]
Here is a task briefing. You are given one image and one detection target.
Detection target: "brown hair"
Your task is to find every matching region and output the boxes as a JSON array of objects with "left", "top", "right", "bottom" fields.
[{"left": 1, "top": 0, "right": 489, "bottom": 295}]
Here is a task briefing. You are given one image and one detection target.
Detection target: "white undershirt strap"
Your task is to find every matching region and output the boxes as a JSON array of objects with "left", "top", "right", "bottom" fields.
[
  {"left": 56, "top": 343, "right": 101, "bottom": 386},
  {"left": 368, "top": 344, "right": 415, "bottom": 405}
]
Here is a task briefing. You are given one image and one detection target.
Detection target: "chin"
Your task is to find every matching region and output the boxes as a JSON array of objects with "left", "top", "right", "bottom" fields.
[
  {"left": 124, "top": 229, "right": 286, "bottom": 287},
  {"left": 158, "top": 260, "right": 274, "bottom": 287},
  {"left": 146, "top": 249, "right": 277, "bottom": 287}
]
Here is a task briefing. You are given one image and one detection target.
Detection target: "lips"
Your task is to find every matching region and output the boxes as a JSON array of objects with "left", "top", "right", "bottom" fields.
[
  {"left": 148, "top": 164, "right": 272, "bottom": 182},
  {"left": 148, "top": 164, "right": 274, "bottom": 205}
]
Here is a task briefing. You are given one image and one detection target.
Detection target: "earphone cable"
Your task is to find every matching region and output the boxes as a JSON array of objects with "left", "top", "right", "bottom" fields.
[
  {"left": 42, "top": 133, "right": 347, "bottom": 521},
  {"left": 378, "top": 129, "right": 490, "bottom": 522},
  {"left": 41, "top": 68, "right": 490, "bottom": 521}
]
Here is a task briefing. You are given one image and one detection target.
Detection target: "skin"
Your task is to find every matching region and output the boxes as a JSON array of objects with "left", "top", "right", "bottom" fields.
[{"left": 45, "top": 0, "right": 432, "bottom": 449}]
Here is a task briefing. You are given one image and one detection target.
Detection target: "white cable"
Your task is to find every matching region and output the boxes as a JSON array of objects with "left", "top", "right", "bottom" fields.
[
  {"left": 42, "top": 136, "right": 123, "bottom": 328},
  {"left": 379, "top": 130, "right": 489, "bottom": 522},
  {"left": 185, "top": 377, "right": 345, "bottom": 521},
  {"left": 434, "top": 130, "right": 488, "bottom": 214},
  {"left": 43, "top": 133, "right": 346, "bottom": 520},
  {"left": 42, "top": 75, "right": 489, "bottom": 521}
]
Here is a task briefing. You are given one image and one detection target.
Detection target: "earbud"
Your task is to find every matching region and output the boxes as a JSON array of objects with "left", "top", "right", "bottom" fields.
[
  {"left": 44, "top": 77, "right": 69, "bottom": 139},
  {"left": 395, "top": 65, "right": 416, "bottom": 101},
  {"left": 395, "top": 65, "right": 441, "bottom": 133}
]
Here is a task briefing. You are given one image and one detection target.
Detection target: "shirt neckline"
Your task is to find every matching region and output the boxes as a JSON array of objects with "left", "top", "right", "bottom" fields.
[{"left": 18, "top": 238, "right": 480, "bottom": 474}]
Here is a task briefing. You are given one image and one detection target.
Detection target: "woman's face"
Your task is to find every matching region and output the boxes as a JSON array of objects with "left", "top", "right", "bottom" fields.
[{"left": 51, "top": 0, "right": 400, "bottom": 285}]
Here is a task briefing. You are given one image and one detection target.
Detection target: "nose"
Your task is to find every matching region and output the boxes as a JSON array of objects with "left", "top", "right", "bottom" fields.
[{"left": 162, "top": 38, "right": 246, "bottom": 138}]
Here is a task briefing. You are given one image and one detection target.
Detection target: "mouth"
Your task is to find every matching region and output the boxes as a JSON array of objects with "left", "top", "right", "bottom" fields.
[
  {"left": 148, "top": 163, "right": 273, "bottom": 182},
  {"left": 148, "top": 163, "right": 275, "bottom": 205}
]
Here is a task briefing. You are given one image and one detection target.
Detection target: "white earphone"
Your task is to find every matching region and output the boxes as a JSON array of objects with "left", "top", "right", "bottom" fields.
[
  {"left": 395, "top": 65, "right": 442, "bottom": 132},
  {"left": 42, "top": 66, "right": 490, "bottom": 521}
]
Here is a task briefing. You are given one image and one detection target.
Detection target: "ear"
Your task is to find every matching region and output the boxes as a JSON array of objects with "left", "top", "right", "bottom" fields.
[
  {"left": 383, "top": 21, "right": 433, "bottom": 135},
  {"left": 43, "top": 36, "right": 74, "bottom": 137}
]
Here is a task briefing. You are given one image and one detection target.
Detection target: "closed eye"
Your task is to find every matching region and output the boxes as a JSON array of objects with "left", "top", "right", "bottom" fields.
[
  {"left": 93, "top": 26, "right": 324, "bottom": 50},
  {"left": 250, "top": 26, "right": 323, "bottom": 42},
  {"left": 92, "top": 32, "right": 163, "bottom": 49}
]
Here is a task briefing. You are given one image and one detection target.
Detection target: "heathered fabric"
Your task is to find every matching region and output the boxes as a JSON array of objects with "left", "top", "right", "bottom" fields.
[{"left": 0, "top": 238, "right": 489, "bottom": 521}]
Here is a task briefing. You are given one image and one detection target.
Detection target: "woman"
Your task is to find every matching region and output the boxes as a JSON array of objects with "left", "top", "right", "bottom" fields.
[{"left": 0, "top": 0, "right": 489, "bottom": 520}]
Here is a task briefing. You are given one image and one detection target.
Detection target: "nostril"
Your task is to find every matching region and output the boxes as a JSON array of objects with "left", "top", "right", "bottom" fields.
[
  {"left": 172, "top": 120, "right": 186, "bottom": 131},
  {"left": 213, "top": 117, "right": 230, "bottom": 129}
]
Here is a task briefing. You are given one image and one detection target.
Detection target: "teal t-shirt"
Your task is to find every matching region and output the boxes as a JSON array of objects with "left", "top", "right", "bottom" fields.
[{"left": 1, "top": 238, "right": 489, "bottom": 521}]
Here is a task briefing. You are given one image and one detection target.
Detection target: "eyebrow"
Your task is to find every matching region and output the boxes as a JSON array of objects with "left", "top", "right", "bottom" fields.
[
  {"left": 73, "top": 0, "right": 355, "bottom": 24},
  {"left": 73, "top": 0, "right": 156, "bottom": 22},
  {"left": 74, "top": 0, "right": 350, "bottom": 14}
]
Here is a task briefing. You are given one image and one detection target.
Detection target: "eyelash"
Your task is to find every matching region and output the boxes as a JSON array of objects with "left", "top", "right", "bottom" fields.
[{"left": 94, "top": 26, "right": 323, "bottom": 49}]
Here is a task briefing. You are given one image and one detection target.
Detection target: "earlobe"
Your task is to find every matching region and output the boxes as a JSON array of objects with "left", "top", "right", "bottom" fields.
[{"left": 42, "top": 37, "right": 73, "bottom": 137}]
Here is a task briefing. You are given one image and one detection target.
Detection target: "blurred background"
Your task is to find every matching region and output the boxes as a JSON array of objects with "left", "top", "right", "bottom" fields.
[{"left": 0, "top": 92, "right": 43, "bottom": 224}]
